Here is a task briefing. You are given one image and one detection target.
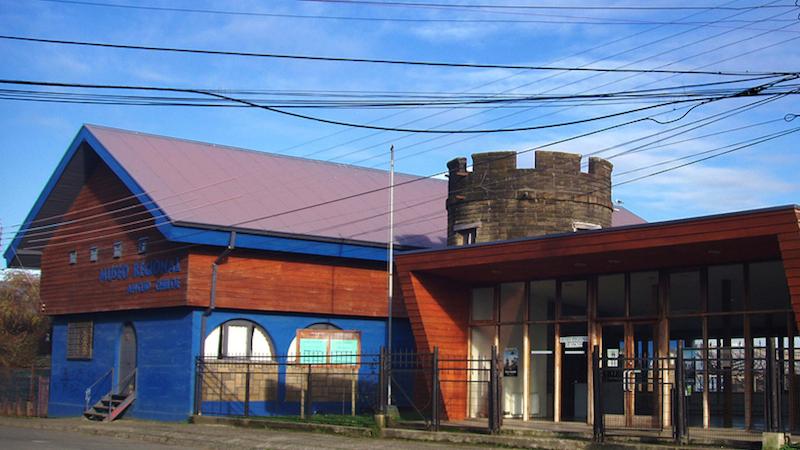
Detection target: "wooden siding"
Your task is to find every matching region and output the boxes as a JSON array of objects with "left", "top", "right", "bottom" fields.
[
  {"left": 398, "top": 206, "right": 800, "bottom": 272},
  {"left": 187, "top": 250, "right": 403, "bottom": 319},
  {"left": 777, "top": 208, "right": 800, "bottom": 330},
  {"left": 39, "top": 162, "right": 188, "bottom": 315},
  {"left": 397, "top": 270, "right": 469, "bottom": 420}
]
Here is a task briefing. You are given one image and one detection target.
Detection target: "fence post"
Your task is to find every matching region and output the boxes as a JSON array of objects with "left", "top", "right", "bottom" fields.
[
  {"left": 592, "top": 345, "right": 604, "bottom": 443},
  {"left": 488, "top": 345, "right": 501, "bottom": 434},
  {"left": 432, "top": 347, "right": 440, "bottom": 432},
  {"left": 193, "top": 357, "right": 202, "bottom": 415},
  {"left": 378, "top": 347, "right": 387, "bottom": 414},
  {"left": 674, "top": 342, "right": 687, "bottom": 444},
  {"left": 244, "top": 362, "right": 251, "bottom": 417},
  {"left": 305, "top": 364, "right": 313, "bottom": 418},
  {"left": 765, "top": 338, "right": 775, "bottom": 432}
]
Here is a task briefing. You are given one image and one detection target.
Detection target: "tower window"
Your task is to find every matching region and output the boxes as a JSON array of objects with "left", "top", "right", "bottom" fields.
[
  {"left": 89, "top": 246, "right": 98, "bottom": 262},
  {"left": 68, "top": 250, "right": 77, "bottom": 265},
  {"left": 113, "top": 241, "right": 123, "bottom": 258},
  {"left": 457, "top": 228, "right": 477, "bottom": 245}
]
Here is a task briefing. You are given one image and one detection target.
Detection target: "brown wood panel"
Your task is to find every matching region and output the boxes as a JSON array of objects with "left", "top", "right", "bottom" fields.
[
  {"left": 397, "top": 270, "right": 469, "bottom": 420},
  {"left": 398, "top": 207, "right": 799, "bottom": 271},
  {"left": 778, "top": 214, "right": 800, "bottom": 330},
  {"left": 186, "top": 250, "right": 403, "bottom": 318},
  {"left": 39, "top": 162, "right": 188, "bottom": 315}
]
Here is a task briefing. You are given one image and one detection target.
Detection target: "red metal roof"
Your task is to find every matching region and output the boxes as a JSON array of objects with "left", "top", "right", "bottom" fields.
[
  {"left": 87, "top": 125, "right": 448, "bottom": 248},
  {"left": 86, "top": 125, "right": 645, "bottom": 248}
]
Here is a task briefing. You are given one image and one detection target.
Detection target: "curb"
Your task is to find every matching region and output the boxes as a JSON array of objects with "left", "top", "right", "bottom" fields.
[{"left": 190, "top": 415, "right": 376, "bottom": 438}]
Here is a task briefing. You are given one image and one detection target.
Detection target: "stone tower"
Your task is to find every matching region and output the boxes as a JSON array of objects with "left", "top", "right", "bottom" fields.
[{"left": 446, "top": 150, "right": 613, "bottom": 246}]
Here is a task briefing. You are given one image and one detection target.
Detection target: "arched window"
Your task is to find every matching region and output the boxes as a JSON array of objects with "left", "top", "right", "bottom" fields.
[
  {"left": 287, "top": 323, "right": 340, "bottom": 362},
  {"left": 204, "top": 320, "right": 274, "bottom": 360}
]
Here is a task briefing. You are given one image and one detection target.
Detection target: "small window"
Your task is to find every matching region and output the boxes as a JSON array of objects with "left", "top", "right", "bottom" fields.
[
  {"left": 89, "top": 246, "right": 98, "bottom": 262},
  {"left": 67, "top": 321, "right": 93, "bottom": 360},
  {"left": 457, "top": 228, "right": 477, "bottom": 245},
  {"left": 137, "top": 237, "right": 148, "bottom": 254},
  {"left": 113, "top": 241, "right": 123, "bottom": 258},
  {"left": 572, "top": 221, "right": 601, "bottom": 232},
  {"left": 68, "top": 250, "right": 77, "bottom": 265}
]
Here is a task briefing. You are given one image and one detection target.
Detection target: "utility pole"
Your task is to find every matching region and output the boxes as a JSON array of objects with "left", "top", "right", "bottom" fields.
[{"left": 387, "top": 145, "right": 395, "bottom": 405}]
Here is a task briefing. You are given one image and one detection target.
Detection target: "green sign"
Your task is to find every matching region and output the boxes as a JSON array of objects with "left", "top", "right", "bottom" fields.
[
  {"left": 330, "top": 339, "right": 358, "bottom": 364},
  {"left": 299, "top": 338, "right": 327, "bottom": 364}
]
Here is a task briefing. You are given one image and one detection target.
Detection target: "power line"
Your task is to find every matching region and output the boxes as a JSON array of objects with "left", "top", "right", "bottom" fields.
[
  {"left": 6, "top": 78, "right": 778, "bottom": 134},
  {"left": 299, "top": 0, "right": 797, "bottom": 11},
  {"left": 26, "top": 0, "right": 799, "bottom": 29},
  {"left": 0, "top": 35, "right": 791, "bottom": 77}
]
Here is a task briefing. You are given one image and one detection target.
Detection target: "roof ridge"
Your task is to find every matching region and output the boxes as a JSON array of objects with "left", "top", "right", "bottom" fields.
[{"left": 83, "top": 123, "right": 446, "bottom": 183}]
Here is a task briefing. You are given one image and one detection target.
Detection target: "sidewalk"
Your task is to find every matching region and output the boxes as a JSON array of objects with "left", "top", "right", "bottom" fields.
[
  {"left": 0, "top": 416, "right": 736, "bottom": 450},
  {"left": 0, "top": 416, "right": 506, "bottom": 449}
]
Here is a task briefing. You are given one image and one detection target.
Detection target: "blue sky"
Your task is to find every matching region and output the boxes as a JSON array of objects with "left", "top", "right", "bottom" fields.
[{"left": 1, "top": 0, "right": 799, "bottom": 266}]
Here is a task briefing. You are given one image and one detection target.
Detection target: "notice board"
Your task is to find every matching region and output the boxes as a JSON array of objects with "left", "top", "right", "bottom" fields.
[{"left": 296, "top": 329, "right": 361, "bottom": 366}]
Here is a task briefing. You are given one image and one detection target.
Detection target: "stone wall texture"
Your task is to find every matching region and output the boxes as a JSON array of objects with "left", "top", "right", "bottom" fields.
[{"left": 446, "top": 151, "right": 613, "bottom": 245}]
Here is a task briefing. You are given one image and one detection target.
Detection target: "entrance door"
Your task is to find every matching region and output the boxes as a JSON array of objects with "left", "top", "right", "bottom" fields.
[
  {"left": 601, "top": 322, "right": 660, "bottom": 428},
  {"left": 119, "top": 324, "right": 137, "bottom": 395}
]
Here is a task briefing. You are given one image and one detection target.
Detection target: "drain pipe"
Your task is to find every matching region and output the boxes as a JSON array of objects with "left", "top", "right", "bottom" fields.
[{"left": 198, "top": 231, "right": 237, "bottom": 360}]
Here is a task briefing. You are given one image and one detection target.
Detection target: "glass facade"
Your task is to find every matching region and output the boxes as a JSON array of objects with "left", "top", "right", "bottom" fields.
[{"left": 468, "top": 260, "right": 797, "bottom": 430}]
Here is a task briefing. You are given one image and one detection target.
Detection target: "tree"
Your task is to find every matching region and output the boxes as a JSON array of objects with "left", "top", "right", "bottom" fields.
[{"left": 0, "top": 270, "right": 50, "bottom": 367}]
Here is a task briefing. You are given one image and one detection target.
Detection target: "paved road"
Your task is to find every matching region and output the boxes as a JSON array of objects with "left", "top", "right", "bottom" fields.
[
  {"left": 0, "top": 425, "right": 195, "bottom": 450},
  {"left": 0, "top": 418, "right": 509, "bottom": 449}
]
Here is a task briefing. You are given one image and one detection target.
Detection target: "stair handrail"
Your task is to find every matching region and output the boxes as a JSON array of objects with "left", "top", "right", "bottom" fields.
[
  {"left": 84, "top": 368, "right": 113, "bottom": 412},
  {"left": 116, "top": 368, "right": 137, "bottom": 396},
  {"left": 109, "top": 368, "right": 136, "bottom": 420}
]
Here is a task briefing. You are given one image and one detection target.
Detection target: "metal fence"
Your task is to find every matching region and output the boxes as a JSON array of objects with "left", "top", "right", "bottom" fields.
[
  {"left": 194, "top": 348, "right": 506, "bottom": 433},
  {"left": 0, "top": 365, "right": 49, "bottom": 417},
  {"left": 593, "top": 340, "right": 790, "bottom": 444}
]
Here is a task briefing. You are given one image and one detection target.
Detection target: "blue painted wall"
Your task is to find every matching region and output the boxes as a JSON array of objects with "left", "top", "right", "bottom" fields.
[
  {"left": 49, "top": 309, "right": 196, "bottom": 421},
  {"left": 49, "top": 307, "right": 414, "bottom": 421},
  {"left": 198, "top": 309, "right": 414, "bottom": 417}
]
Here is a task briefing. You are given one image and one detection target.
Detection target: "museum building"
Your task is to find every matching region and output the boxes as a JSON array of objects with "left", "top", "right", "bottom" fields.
[{"left": 5, "top": 124, "right": 798, "bottom": 433}]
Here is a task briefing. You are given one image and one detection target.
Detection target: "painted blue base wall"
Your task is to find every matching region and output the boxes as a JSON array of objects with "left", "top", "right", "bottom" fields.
[
  {"left": 49, "top": 307, "right": 414, "bottom": 421},
  {"left": 49, "top": 309, "right": 197, "bottom": 421}
]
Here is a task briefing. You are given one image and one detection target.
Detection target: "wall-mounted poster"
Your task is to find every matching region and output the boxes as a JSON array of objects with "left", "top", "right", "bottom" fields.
[
  {"left": 295, "top": 329, "right": 361, "bottom": 366},
  {"left": 503, "top": 347, "right": 519, "bottom": 377}
]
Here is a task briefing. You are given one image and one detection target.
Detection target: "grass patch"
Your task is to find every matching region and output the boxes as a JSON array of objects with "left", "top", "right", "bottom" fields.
[{"left": 268, "top": 414, "right": 376, "bottom": 429}]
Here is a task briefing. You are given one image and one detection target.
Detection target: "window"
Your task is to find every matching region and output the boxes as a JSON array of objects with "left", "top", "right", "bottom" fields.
[
  {"left": 203, "top": 320, "right": 274, "bottom": 360},
  {"left": 572, "top": 221, "right": 601, "bottom": 232},
  {"left": 457, "top": 228, "right": 477, "bottom": 245},
  {"left": 68, "top": 250, "right": 77, "bottom": 265},
  {"left": 113, "top": 241, "right": 123, "bottom": 259},
  {"left": 137, "top": 237, "right": 148, "bottom": 254},
  {"left": 89, "top": 247, "right": 98, "bottom": 262},
  {"left": 67, "top": 321, "right": 93, "bottom": 360},
  {"left": 471, "top": 287, "right": 494, "bottom": 322}
]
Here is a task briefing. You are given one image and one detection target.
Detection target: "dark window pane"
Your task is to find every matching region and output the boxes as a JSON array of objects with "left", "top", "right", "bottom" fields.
[
  {"left": 669, "top": 271, "right": 702, "bottom": 315},
  {"left": 597, "top": 274, "right": 625, "bottom": 318},
  {"left": 529, "top": 280, "right": 556, "bottom": 321},
  {"left": 708, "top": 264, "right": 744, "bottom": 312},
  {"left": 561, "top": 280, "right": 587, "bottom": 318},
  {"left": 500, "top": 282, "right": 525, "bottom": 323},
  {"left": 630, "top": 271, "right": 659, "bottom": 317},
  {"left": 749, "top": 261, "right": 791, "bottom": 311},
  {"left": 471, "top": 287, "right": 494, "bottom": 322}
]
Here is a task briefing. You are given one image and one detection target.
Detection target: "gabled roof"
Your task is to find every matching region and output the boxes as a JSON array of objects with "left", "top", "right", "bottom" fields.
[
  {"left": 5, "top": 124, "right": 646, "bottom": 267},
  {"left": 6, "top": 125, "right": 449, "bottom": 266}
]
